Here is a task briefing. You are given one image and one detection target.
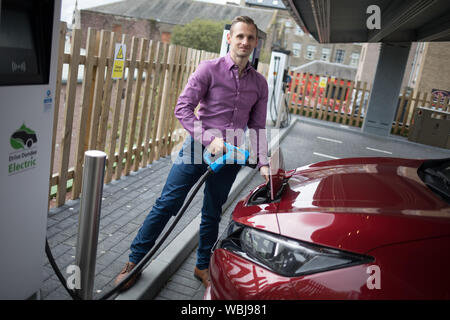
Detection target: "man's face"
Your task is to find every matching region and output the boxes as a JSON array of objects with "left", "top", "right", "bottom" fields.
[{"left": 227, "top": 22, "right": 258, "bottom": 59}]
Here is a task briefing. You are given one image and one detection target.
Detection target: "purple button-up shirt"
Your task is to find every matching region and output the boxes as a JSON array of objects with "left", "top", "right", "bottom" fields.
[{"left": 174, "top": 53, "right": 269, "bottom": 168}]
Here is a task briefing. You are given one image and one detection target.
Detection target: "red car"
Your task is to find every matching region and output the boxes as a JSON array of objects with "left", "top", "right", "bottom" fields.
[{"left": 205, "top": 149, "right": 450, "bottom": 299}]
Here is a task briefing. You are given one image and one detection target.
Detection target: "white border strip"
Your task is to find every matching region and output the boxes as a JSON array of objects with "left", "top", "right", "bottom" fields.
[
  {"left": 366, "top": 147, "right": 392, "bottom": 154},
  {"left": 313, "top": 152, "right": 340, "bottom": 159},
  {"left": 317, "top": 136, "right": 343, "bottom": 144}
]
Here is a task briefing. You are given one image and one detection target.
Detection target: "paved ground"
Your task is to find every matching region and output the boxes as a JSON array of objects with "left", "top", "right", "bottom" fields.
[
  {"left": 154, "top": 165, "right": 267, "bottom": 300},
  {"left": 44, "top": 157, "right": 186, "bottom": 299},
  {"left": 42, "top": 117, "right": 450, "bottom": 300},
  {"left": 42, "top": 126, "right": 284, "bottom": 300},
  {"left": 153, "top": 117, "right": 450, "bottom": 300}
]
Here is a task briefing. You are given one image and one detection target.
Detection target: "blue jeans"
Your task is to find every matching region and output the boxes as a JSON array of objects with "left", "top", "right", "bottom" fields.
[{"left": 129, "top": 136, "right": 241, "bottom": 269}]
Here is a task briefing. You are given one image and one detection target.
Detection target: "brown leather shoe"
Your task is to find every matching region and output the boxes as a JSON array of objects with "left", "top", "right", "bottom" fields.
[
  {"left": 114, "top": 262, "right": 139, "bottom": 291},
  {"left": 194, "top": 267, "right": 210, "bottom": 288}
]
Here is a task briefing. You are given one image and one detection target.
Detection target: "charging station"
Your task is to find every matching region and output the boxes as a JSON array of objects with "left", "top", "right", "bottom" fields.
[
  {"left": 267, "top": 49, "right": 290, "bottom": 127},
  {"left": 0, "top": 0, "right": 61, "bottom": 299}
]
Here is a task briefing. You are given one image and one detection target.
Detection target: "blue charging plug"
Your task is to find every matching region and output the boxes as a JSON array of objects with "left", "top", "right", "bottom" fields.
[{"left": 203, "top": 142, "right": 253, "bottom": 173}]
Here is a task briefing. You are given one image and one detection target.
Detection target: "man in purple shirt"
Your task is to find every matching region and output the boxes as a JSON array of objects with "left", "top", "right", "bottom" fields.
[{"left": 115, "top": 16, "right": 269, "bottom": 290}]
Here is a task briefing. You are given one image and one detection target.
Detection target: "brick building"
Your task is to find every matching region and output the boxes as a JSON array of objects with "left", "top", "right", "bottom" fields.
[
  {"left": 414, "top": 42, "right": 450, "bottom": 94},
  {"left": 243, "top": 0, "right": 363, "bottom": 73},
  {"left": 356, "top": 42, "right": 450, "bottom": 96},
  {"left": 75, "top": 0, "right": 274, "bottom": 50},
  {"left": 74, "top": 0, "right": 362, "bottom": 76}
]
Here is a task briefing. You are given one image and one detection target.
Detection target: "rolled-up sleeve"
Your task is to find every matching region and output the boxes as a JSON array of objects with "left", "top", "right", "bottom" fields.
[
  {"left": 248, "top": 77, "right": 269, "bottom": 169},
  {"left": 174, "top": 62, "right": 215, "bottom": 147}
]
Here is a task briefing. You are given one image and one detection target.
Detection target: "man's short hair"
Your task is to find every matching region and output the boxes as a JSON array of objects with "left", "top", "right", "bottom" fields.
[{"left": 230, "top": 16, "right": 258, "bottom": 38}]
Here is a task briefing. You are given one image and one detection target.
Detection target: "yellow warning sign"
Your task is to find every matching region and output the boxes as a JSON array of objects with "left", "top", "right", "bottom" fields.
[
  {"left": 319, "top": 76, "right": 328, "bottom": 89},
  {"left": 112, "top": 44, "right": 126, "bottom": 79},
  {"left": 116, "top": 46, "right": 124, "bottom": 59}
]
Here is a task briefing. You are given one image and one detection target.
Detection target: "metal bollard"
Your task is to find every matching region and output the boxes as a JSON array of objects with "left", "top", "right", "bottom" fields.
[{"left": 75, "top": 150, "right": 107, "bottom": 300}]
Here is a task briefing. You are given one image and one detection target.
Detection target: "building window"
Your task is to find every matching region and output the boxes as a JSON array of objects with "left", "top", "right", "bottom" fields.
[
  {"left": 321, "top": 48, "right": 331, "bottom": 61},
  {"left": 295, "top": 25, "right": 304, "bottom": 36},
  {"left": 350, "top": 52, "right": 360, "bottom": 67},
  {"left": 285, "top": 20, "right": 292, "bottom": 28},
  {"left": 292, "top": 43, "right": 302, "bottom": 57},
  {"left": 335, "top": 49, "right": 345, "bottom": 63},
  {"left": 305, "top": 45, "right": 316, "bottom": 60}
]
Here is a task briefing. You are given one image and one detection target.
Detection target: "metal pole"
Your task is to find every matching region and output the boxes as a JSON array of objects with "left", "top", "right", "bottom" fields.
[{"left": 75, "top": 150, "right": 107, "bottom": 300}]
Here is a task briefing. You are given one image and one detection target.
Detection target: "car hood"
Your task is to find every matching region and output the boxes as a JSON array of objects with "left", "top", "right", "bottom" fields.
[{"left": 274, "top": 157, "right": 450, "bottom": 254}]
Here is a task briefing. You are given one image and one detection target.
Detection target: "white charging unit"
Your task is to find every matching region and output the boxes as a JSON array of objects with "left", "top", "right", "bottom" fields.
[
  {"left": 0, "top": 0, "right": 61, "bottom": 299},
  {"left": 267, "top": 49, "right": 290, "bottom": 126}
]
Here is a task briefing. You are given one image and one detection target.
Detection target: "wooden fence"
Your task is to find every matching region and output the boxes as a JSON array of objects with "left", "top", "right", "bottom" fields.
[
  {"left": 51, "top": 23, "right": 449, "bottom": 208},
  {"left": 285, "top": 72, "right": 450, "bottom": 136},
  {"left": 49, "top": 23, "right": 222, "bottom": 207}
]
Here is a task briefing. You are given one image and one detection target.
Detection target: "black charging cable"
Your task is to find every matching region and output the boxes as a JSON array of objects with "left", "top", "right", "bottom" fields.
[
  {"left": 280, "top": 71, "right": 292, "bottom": 129},
  {"left": 270, "top": 56, "right": 280, "bottom": 126},
  {"left": 46, "top": 158, "right": 258, "bottom": 300},
  {"left": 45, "top": 168, "right": 212, "bottom": 300}
]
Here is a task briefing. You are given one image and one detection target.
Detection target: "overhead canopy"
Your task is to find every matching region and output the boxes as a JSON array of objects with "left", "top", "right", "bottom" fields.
[{"left": 281, "top": 0, "right": 450, "bottom": 43}]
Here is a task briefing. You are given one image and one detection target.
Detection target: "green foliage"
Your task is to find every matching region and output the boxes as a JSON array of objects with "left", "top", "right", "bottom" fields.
[{"left": 171, "top": 19, "right": 228, "bottom": 53}]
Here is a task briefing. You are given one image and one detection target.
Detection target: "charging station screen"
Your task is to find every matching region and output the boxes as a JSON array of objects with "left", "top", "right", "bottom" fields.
[
  {"left": 0, "top": 0, "right": 54, "bottom": 86},
  {"left": 0, "top": 9, "right": 34, "bottom": 49}
]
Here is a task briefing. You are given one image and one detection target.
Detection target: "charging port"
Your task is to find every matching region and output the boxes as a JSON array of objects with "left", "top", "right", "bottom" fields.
[{"left": 247, "top": 183, "right": 272, "bottom": 205}]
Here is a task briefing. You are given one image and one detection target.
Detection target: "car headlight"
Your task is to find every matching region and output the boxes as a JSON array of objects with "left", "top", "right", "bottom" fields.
[{"left": 216, "top": 222, "right": 373, "bottom": 277}]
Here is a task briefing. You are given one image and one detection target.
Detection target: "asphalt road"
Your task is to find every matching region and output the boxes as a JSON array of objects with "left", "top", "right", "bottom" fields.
[{"left": 280, "top": 120, "right": 450, "bottom": 171}]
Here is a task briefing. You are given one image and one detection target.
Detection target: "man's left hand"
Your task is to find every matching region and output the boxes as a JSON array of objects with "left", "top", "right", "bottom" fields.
[{"left": 259, "top": 165, "right": 269, "bottom": 183}]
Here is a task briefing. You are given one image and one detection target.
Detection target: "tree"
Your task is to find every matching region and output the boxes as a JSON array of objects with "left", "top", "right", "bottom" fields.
[{"left": 171, "top": 19, "right": 228, "bottom": 53}]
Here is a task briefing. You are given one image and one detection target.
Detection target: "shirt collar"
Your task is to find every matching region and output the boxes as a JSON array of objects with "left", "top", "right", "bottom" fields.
[{"left": 225, "top": 52, "right": 252, "bottom": 72}]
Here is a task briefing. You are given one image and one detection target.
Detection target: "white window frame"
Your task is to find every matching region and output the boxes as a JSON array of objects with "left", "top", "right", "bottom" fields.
[
  {"left": 321, "top": 48, "right": 331, "bottom": 61},
  {"left": 292, "top": 43, "right": 302, "bottom": 57},
  {"left": 295, "top": 25, "right": 304, "bottom": 36},
  {"left": 335, "top": 49, "right": 345, "bottom": 64},
  {"left": 305, "top": 45, "right": 316, "bottom": 60},
  {"left": 350, "top": 52, "right": 360, "bottom": 67}
]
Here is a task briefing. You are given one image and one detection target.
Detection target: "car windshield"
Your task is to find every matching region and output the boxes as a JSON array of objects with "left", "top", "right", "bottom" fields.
[{"left": 418, "top": 158, "right": 450, "bottom": 204}]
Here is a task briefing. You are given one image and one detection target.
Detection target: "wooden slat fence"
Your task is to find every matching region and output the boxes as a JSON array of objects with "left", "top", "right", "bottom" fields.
[
  {"left": 285, "top": 71, "right": 450, "bottom": 136},
  {"left": 49, "top": 23, "right": 220, "bottom": 207}
]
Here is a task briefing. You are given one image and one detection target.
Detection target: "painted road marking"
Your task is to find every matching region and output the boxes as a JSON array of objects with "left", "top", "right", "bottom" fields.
[
  {"left": 313, "top": 152, "right": 340, "bottom": 159},
  {"left": 317, "top": 136, "right": 343, "bottom": 144},
  {"left": 366, "top": 147, "right": 392, "bottom": 154}
]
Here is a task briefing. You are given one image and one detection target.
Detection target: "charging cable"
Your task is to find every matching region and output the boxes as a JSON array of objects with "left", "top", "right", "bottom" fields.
[{"left": 45, "top": 143, "right": 256, "bottom": 300}]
